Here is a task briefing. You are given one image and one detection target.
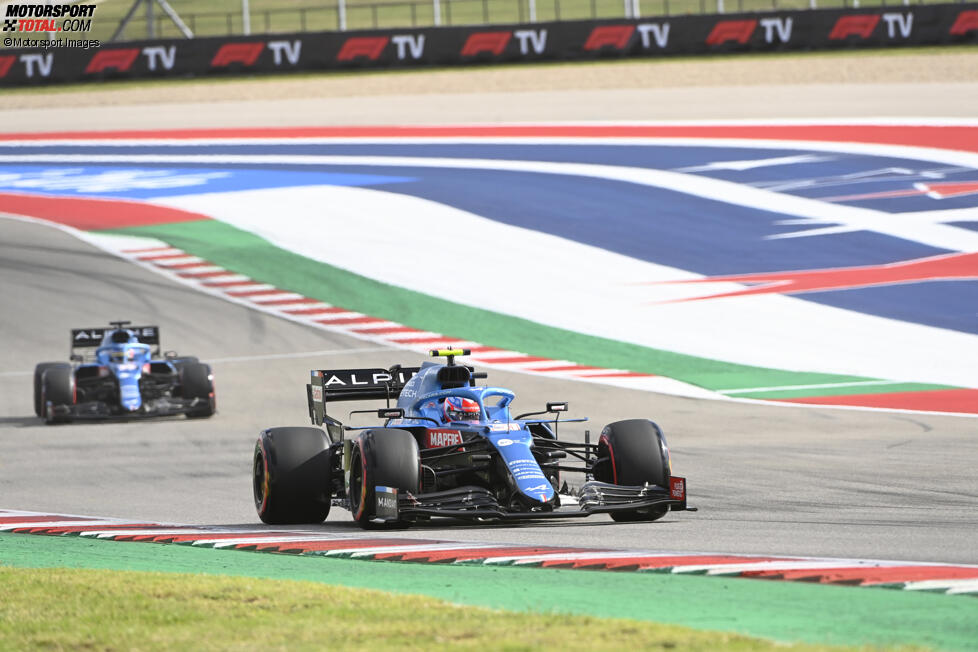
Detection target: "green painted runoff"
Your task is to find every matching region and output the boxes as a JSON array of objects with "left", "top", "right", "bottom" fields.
[
  {"left": 105, "top": 220, "right": 955, "bottom": 397},
  {"left": 1, "top": 533, "right": 975, "bottom": 650}
]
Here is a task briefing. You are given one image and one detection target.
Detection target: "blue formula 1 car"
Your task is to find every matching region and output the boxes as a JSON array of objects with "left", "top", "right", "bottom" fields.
[
  {"left": 33, "top": 321, "right": 215, "bottom": 424},
  {"left": 253, "top": 349, "right": 691, "bottom": 528}
]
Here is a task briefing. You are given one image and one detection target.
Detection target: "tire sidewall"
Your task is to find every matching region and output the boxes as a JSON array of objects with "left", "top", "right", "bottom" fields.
[{"left": 351, "top": 428, "right": 419, "bottom": 527}]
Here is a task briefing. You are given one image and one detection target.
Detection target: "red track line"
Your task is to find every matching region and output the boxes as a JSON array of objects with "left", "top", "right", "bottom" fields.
[
  {"left": 153, "top": 260, "right": 214, "bottom": 270},
  {"left": 315, "top": 316, "right": 385, "bottom": 326},
  {"left": 225, "top": 288, "right": 288, "bottom": 298},
  {"left": 351, "top": 326, "right": 425, "bottom": 335},
  {"left": 745, "top": 566, "right": 978, "bottom": 585},
  {"left": 469, "top": 356, "right": 552, "bottom": 364},
  {"left": 283, "top": 306, "right": 350, "bottom": 316},
  {"left": 253, "top": 297, "right": 321, "bottom": 306}
]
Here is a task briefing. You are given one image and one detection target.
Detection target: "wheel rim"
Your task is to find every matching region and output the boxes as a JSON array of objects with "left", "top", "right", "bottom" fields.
[
  {"left": 350, "top": 449, "right": 363, "bottom": 518},
  {"left": 252, "top": 451, "right": 266, "bottom": 512}
]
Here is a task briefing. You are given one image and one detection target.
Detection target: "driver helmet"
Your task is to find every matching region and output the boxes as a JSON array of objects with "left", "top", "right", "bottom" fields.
[
  {"left": 110, "top": 330, "right": 134, "bottom": 344},
  {"left": 443, "top": 396, "right": 480, "bottom": 423}
]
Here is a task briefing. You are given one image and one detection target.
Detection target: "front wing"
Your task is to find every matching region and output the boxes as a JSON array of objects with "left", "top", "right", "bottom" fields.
[
  {"left": 46, "top": 396, "right": 209, "bottom": 421},
  {"left": 372, "top": 478, "right": 690, "bottom": 523}
]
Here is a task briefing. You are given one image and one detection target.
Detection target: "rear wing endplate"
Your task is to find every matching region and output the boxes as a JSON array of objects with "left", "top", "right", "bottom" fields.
[
  {"left": 70, "top": 325, "right": 161, "bottom": 357},
  {"left": 307, "top": 366, "right": 421, "bottom": 428}
]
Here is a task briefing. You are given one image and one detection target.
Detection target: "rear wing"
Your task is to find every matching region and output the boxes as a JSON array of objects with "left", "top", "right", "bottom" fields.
[
  {"left": 71, "top": 325, "right": 161, "bottom": 358},
  {"left": 307, "top": 366, "right": 420, "bottom": 428}
]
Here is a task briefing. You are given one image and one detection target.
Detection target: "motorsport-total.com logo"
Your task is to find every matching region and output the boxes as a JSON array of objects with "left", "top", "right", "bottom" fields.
[{"left": 3, "top": 3, "right": 96, "bottom": 34}]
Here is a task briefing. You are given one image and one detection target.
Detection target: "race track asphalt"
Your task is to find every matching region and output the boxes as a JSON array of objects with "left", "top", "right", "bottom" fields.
[{"left": 2, "top": 215, "right": 976, "bottom": 564}]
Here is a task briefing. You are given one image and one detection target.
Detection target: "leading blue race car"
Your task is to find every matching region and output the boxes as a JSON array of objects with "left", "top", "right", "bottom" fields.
[
  {"left": 253, "top": 349, "right": 691, "bottom": 528},
  {"left": 33, "top": 321, "right": 216, "bottom": 424}
]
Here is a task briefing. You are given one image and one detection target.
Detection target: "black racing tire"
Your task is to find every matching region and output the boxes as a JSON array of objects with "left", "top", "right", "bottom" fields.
[
  {"left": 34, "top": 362, "right": 68, "bottom": 417},
  {"left": 180, "top": 362, "right": 215, "bottom": 418},
  {"left": 594, "top": 419, "right": 671, "bottom": 523},
  {"left": 169, "top": 356, "right": 199, "bottom": 371},
  {"left": 349, "top": 428, "right": 419, "bottom": 529},
  {"left": 253, "top": 427, "right": 332, "bottom": 525},
  {"left": 41, "top": 365, "right": 75, "bottom": 424}
]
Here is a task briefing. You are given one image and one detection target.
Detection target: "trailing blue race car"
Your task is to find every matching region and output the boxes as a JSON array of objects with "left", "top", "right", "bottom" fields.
[
  {"left": 33, "top": 321, "right": 215, "bottom": 424},
  {"left": 253, "top": 349, "right": 692, "bottom": 528}
]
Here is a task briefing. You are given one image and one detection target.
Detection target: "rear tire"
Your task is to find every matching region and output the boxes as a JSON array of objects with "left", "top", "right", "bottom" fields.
[
  {"left": 34, "top": 362, "right": 68, "bottom": 417},
  {"left": 253, "top": 427, "right": 332, "bottom": 525},
  {"left": 349, "top": 428, "right": 419, "bottom": 529},
  {"left": 41, "top": 365, "right": 75, "bottom": 424},
  {"left": 180, "top": 362, "right": 215, "bottom": 418},
  {"left": 594, "top": 419, "right": 671, "bottom": 522}
]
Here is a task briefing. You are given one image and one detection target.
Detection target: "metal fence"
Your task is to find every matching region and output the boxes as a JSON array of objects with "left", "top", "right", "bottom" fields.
[{"left": 106, "top": 0, "right": 964, "bottom": 41}]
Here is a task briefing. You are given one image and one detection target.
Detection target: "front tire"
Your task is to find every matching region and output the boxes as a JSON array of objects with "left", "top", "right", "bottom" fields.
[
  {"left": 349, "top": 428, "right": 419, "bottom": 529},
  {"left": 253, "top": 427, "right": 332, "bottom": 525},
  {"left": 594, "top": 419, "right": 671, "bottom": 522},
  {"left": 180, "top": 362, "right": 215, "bottom": 418},
  {"left": 34, "top": 362, "right": 68, "bottom": 417},
  {"left": 41, "top": 365, "right": 75, "bottom": 424}
]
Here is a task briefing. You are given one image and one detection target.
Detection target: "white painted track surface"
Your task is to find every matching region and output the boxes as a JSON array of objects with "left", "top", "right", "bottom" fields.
[{"left": 1, "top": 54, "right": 977, "bottom": 564}]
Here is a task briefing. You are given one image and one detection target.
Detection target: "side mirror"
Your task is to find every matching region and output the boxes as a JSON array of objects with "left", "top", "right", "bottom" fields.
[
  {"left": 378, "top": 408, "right": 404, "bottom": 419},
  {"left": 546, "top": 402, "right": 568, "bottom": 413}
]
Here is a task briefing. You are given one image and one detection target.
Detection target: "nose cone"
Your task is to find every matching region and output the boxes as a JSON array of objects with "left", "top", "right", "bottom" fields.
[{"left": 119, "top": 383, "right": 142, "bottom": 411}]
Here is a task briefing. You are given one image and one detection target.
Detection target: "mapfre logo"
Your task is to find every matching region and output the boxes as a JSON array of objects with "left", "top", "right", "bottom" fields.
[
  {"left": 426, "top": 429, "right": 462, "bottom": 448},
  {"left": 3, "top": 4, "right": 97, "bottom": 33}
]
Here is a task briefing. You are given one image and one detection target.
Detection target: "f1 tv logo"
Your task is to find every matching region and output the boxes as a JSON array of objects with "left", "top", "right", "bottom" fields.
[
  {"left": 829, "top": 13, "right": 914, "bottom": 40},
  {"left": 705, "top": 18, "right": 793, "bottom": 45}
]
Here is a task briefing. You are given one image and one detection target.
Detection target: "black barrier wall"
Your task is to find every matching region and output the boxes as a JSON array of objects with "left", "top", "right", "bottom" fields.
[{"left": 1, "top": 4, "right": 976, "bottom": 86}]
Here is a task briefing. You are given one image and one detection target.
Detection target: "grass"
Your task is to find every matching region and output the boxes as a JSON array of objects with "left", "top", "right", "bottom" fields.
[
  {"left": 0, "top": 566, "right": 866, "bottom": 651},
  {"left": 31, "top": 0, "right": 967, "bottom": 42}
]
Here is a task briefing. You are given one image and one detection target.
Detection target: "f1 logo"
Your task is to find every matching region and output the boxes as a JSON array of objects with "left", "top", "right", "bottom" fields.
[{"left": 706, "top": 20, "right": 757, "bottom": 45}]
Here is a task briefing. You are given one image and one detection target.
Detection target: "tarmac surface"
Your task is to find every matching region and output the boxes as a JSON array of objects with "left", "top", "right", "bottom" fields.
[{"left": 2, "top": 215, "right": 976, "bottom": 563}]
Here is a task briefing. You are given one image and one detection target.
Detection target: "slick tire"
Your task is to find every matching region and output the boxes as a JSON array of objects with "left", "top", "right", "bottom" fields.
[
  {"left": 41, "top": 365, "right": 75, "bottom": 424},
  {"left": 34, "top": 362, "right": 68, "bottom": 417},
  {"left": 594, "top": 419, "right": 671, "bottom": 523},
  {"left": 180, "top": 362, "right": 215, "bottom": 418},
  {"left": 349, "top": 428, "right": 419, "bottom": 530},
  {"left": 253, "top": 427, "right": 332, "bottom": 525}
]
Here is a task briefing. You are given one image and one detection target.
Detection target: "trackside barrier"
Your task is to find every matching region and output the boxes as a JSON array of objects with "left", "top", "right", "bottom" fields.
[{"left": 0, "top": 4, "right": 976, "bottom": 86}]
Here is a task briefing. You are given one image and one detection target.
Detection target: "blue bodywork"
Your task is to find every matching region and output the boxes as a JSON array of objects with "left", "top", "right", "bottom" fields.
[
  {"left": 388, "top": 361, "right": 556, "bottom": 505},
  {"left": 85, "top": 331, "right": 156, "bottom": 412},
  {"left": 40, "top": 323, "right": 213, "bottom": 422}
]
